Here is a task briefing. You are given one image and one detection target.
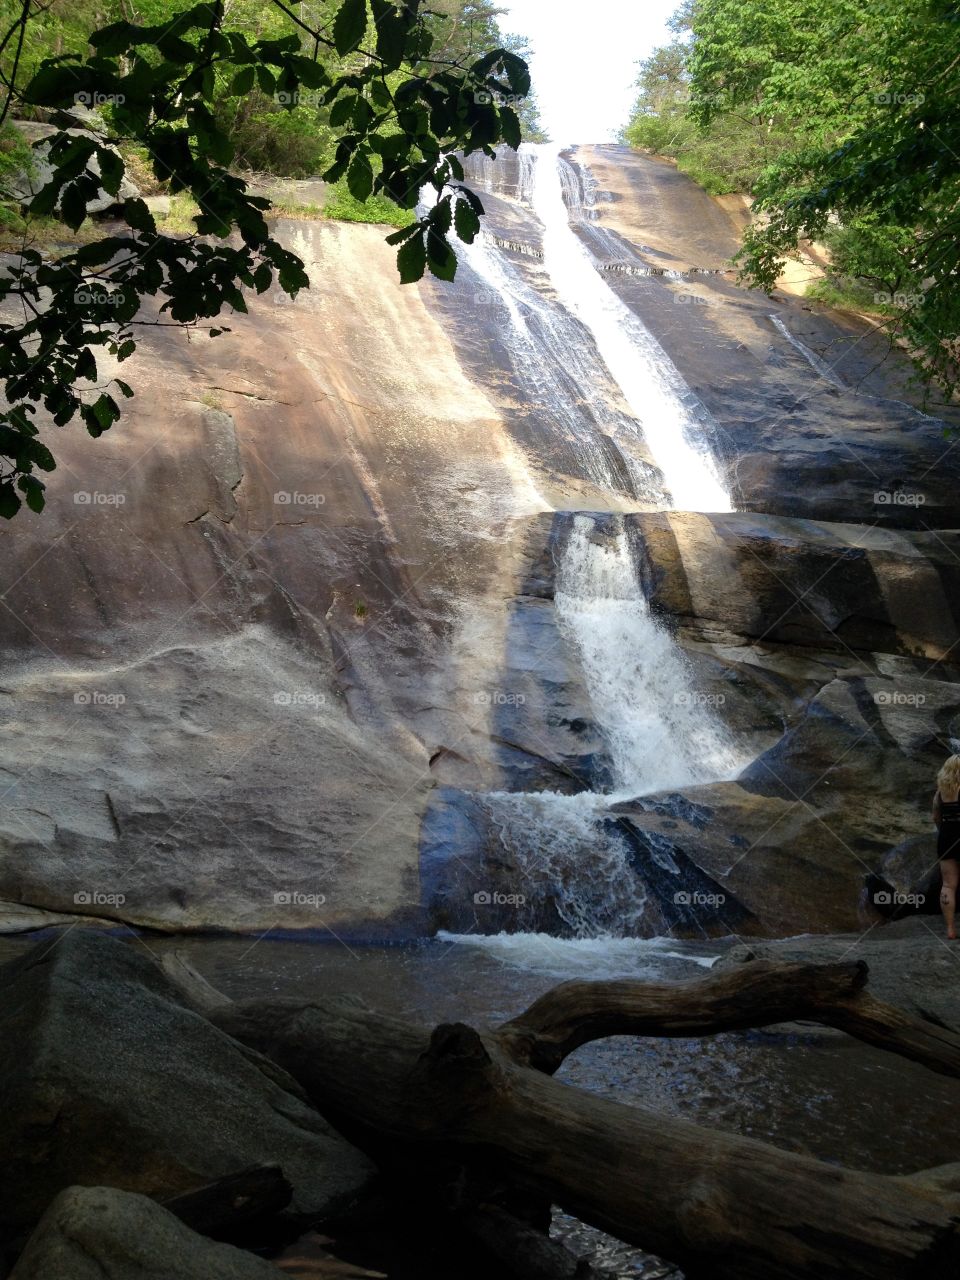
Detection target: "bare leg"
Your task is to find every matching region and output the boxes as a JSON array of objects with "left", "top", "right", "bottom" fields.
[{"left": 940, "top": 859, "right": 959, "bottom": 939}]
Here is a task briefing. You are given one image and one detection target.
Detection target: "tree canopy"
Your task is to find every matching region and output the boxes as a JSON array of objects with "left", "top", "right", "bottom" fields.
[
  {"left": 623, "top": 0, "right": 960, "bottom": 400},
  {"left": 0, "top": 0, "right": 536, "bottom": 517}
]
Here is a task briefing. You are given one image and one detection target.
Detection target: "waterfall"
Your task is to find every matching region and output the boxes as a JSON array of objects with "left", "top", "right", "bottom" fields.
[
  {"left": 448, "top": 201, "right": 662, "bottom": 501},
  {"left": 524, "top": 142, "right": 733, "bottom": 514},
  {"left": 434, "top": 149, "right": 745, "bottom": 951},
  {"left": 474, "top": 514, "right": 744, "bottom": 940},
  {"left": 555, "top": 516, "right": 743, "bottom": 796}
]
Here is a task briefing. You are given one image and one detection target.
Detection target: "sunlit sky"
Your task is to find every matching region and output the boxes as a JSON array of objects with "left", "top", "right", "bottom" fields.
[{"left": 500, "top": 0, "right": 678, "bottom": 144}]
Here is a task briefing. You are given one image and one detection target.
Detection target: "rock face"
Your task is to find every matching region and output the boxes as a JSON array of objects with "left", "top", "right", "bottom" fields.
[
  {"left": 8, "top": 1186, "right": 280, "bottom": 1280},
  {"left": 0, "top": 932, "right": 374, "bottom": 1244},
  {"left": 0, "top": 144, "right": 957, "bottom": 938},
  {"left": 7, "top": 120, "right": 140, "bottom": 213}
]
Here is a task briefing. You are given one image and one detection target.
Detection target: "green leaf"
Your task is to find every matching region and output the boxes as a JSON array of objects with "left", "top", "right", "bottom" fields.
[
  {"left": 372, "top": 1, "right": 407, "bottom": 70},
  {"left": 231, "top": 66, "right": 256, "bottom": 96},
  {"left": 397, "top": 232, "right": 426, "bottom": 283},
  {"left": 347, "top": 152, "right": 374, "bottom": 202},
  {"left": 122, "top": 197, "right": 157, "bottom": 235},
  {"left": 385, "top": 222, "right": 420, "bottom": 245},
  {"left": 500, "top": 50, "right": 531, "bottom": 97},
  {"left": 426, "top": 230, "right": 457, "bottom": 281},
  {"left": 253, "top": 263, "right": 272, "bottom": 293},
  {"left": 330, "top": 94, "right": 357, "bottom": 127},
  {"left": 0, "top": 482, "right": 22, "bottom": 520},
  {"left": 75, "top": 348, "right": 98, "bottom": 381},
  {"left": 97, "top": 147, "right": 125, "bottom": 198},
  {"left": 115, "top": 379, "right": 134, "bottom": 398},
  {"left": 17, "top": 475, "right": 45, "bottom": 514},
  {"left": 430, "top": 195, "right": 452, "bottom": 237},
  {"left": 498, "top": 105, "right": 521, "bottom": 152},
  {"left": 334, "top": 0, "right": 368, "bottom": 56},
  {"left": 88, "top": 21, "right": 138, "bottom": 55},
  {"left": 454, "top": 197, "right": 481, "bottom": 244},
  {"left": 60, "top": 183, "right": 88, "bottom": 231}
]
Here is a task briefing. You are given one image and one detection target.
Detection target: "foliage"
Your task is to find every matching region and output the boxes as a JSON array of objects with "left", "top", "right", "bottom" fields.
[
  {"left": 322, "top": 176, "right": 407, "bottom": 225},
  {"left": 0, "top": 0, "right": 533, "bottom": 517},
  {"left": 624, "top": 0, "right": 960, "bottom": 399}
]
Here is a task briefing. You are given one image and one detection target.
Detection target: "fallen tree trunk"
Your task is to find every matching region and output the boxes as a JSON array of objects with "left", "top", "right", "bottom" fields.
[
  {"left": 192, "top": 960, "right": 960, "bottom": 1280},
  {"left": 494, "top": 958, "right": 960, "bottom": 1077}
]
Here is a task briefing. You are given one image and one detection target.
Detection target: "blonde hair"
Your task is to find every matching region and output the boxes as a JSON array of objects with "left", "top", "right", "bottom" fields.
[{"left": 938, "top": 755, "right": 960, "bottom": 795}]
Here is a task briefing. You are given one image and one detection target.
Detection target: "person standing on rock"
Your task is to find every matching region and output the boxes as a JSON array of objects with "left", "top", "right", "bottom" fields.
[{"left": 934, "top": 755, "right": 960, "bottom": 939}]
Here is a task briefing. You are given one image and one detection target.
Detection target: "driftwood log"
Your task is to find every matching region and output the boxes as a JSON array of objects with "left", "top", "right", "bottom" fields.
[{"left": 165, "top": 956, "right": 960, "bottom": 1280}]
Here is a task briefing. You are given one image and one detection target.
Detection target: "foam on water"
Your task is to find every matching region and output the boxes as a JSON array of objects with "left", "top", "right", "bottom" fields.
[{"left": 437, "top": 930, "right": 721, "bottom": 979}]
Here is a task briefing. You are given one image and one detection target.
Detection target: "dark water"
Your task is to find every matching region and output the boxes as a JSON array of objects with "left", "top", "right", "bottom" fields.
[{"left": 142, "top": 931, "right": 952, "bottom": 1280}]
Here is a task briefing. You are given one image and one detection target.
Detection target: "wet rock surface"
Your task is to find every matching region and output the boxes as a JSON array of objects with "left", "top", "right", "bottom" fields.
[{"left": 0, "top": 146, "right": 957, "bottom": 940}]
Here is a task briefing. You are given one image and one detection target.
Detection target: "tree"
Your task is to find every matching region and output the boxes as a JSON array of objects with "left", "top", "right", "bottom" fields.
[
  {"left": 167, "top": 952, "right": 960, "bottom": 1280},
  {"left": 623, "top": 0, "right": 960, "bottom": 399},
  {"left": 0, "top": 0, "right": 532, "bottom": 517},
  {"left": 689, "top": 0, "right": 960, "bottom": 398}
]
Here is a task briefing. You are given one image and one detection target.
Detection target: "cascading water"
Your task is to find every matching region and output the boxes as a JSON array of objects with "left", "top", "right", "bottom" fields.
[
  {"left": 524, "top": 143, "right": 733, "bottom": 513},
  {"left": 475, "top": 515, "right": 745, "bottom": 941},
  {"left": 555, "top": 517, "right": 743, "bottom": 796},
  {"left": 440, "top": 184, "right": 662, "bottom": 501},
  {"left": 437, "top": 147, "right": 745, "bottom": 952}
]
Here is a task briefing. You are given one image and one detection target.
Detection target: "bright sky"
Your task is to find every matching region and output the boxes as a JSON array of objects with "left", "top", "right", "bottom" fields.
[{"left": 500, "top": 0, "right": 678, "bottom": 144}]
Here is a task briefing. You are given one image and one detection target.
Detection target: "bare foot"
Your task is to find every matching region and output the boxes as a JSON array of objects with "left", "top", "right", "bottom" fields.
[{"left": 949, "top": 930, "right": 958, "bottom": 941}]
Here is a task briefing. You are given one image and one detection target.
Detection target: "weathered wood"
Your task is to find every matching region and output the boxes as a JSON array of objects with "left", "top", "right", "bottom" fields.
[
  {"left": 160, "top": 1164, "right": 292, "bottom": 1243},
  {"left": 205, "top": 965, "right": 960, "bottom": 1280},
  {"left": 493, "top": 960, "right": 960, "bottom": 1079}
]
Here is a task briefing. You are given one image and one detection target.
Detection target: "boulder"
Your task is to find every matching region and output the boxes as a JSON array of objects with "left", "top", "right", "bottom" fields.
[
  {"left": 8, "top": 1186, "right": 279, "bottom": 1279},
  {"left": 5, "top": 121, "right": 139, "bottom": 214},
  {"left": 0, "top": 931, "right": 374, "bottom": 1245},
  {"left": 612, "top": 671, "right": 960, "bottom": 934}
]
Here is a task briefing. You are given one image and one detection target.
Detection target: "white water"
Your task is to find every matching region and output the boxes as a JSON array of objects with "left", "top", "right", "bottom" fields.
[
  {"left": 556, "top": 516, "right": 745, "bottom": 796},
  {"left": 525, "top": 143, "right": 733, "bottom": 514},
  {"left": 437, "top": 149, "right": 744, "bottom": 944},
  {"left": 474, "top": 515, "right": 745, "bottom": 940},
  {"left": 450, "top": 199, "right": 661, "bottom": 500},
  {"left": 438, "top": 930, "right": 720, "bottom": 979}
]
